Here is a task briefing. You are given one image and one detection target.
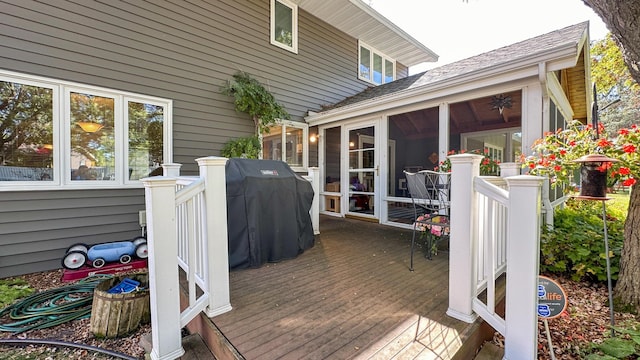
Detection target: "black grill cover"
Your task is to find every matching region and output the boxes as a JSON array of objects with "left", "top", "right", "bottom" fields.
[{"left": 226, "top": 158, "right": 315, "bottom": 270}]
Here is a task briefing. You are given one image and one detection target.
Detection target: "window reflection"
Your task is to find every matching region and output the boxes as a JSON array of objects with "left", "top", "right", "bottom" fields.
[
  {"left": 128, "top": 101, "right": 164, "bottom": 180},
  {"left": 70, "top": 92, "right": 115, "bottom": 181},
  {"left": 0, "top": 81, "right": 54, "bottom": 181},
  {"left": 274, "top": 0, "right": 293, "bottom": 47}
]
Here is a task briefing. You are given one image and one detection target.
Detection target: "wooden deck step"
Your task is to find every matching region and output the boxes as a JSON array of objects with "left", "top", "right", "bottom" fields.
[
  {"left": 472, "top": 342, "right": 504, "bottom": 360},
  {"left": 140, "top": 333, "right": 217, "bottom": 360}
]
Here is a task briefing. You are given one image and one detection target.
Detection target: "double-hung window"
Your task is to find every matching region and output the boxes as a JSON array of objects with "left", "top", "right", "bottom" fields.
[
  {"left": 359, "top": 41, "right": 395, "bottom": 85},
  {"left": 262, "top": 121, "right": 308, "bottom": 171},
  {"left": 0, "top": 70, "right": 172, "bottom": 190},
  {"left": 271, "top": 0, "right": 298, "bottom": 53}
]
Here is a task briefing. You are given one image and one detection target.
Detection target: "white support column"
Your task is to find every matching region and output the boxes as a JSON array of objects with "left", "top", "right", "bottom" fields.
[
  {"left": 196, "top": 156, "right": 233, "bottom": 317},
  {"left": 438, "top": 103, "right": 450, "bottom": 164},
  {"left": 499, "top": 162, "right": 521, "bottom": 178},
  {"left": 521, "top": 84, "right": 543, "bottom": 156},
  {"left": 446, "top": 154, "right": 482, "bottom": 323},
  {"left": 503, "top": 175, "right": 544, "bottom": 360},
  {"left": 307, "top": 167, "right": 320, "bottom": 235},
  {"left": 143, "top": 177, "right": 185, "bottom": 360},
  {"left": 162, "top": 163, "right": 182, "bottom": 177}
]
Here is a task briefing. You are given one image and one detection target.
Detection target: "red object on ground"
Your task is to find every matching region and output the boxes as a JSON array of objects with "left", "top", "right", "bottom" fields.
[{"left": 62, "top": 259, "right": 148, "bottom": 281}]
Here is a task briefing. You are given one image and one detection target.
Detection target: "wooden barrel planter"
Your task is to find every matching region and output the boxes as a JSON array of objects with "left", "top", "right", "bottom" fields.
[{"left": 90, "top": 273, "right": 150, "bottom": 338}]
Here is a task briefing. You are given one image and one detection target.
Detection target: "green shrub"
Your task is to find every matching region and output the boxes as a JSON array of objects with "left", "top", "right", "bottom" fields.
[
  {"left": 582, "top": 320, "right": 640, "bottom": 358},
  {"left": 540, "top": 197, "right": 626, "bottom": 282},
  {"left": 220, "top": 136, "right": 261, "bottom": 159}
]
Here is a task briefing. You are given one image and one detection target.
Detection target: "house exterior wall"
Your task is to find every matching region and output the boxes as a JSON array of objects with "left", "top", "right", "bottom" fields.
[
  {"left": 0, "top": 0, "right": 400, "bottom": 277},
  {"left": 0, "top": 189, "right": 144, "bottom": 277}
]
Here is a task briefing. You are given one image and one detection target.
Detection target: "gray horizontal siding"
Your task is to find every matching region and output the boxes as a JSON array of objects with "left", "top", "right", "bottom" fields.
[
  {"left": 0, "top": 189, "right": 144, "bottom": 278},
  {"left": 0, "top": 0, "right": 409, "bottom": 276}
]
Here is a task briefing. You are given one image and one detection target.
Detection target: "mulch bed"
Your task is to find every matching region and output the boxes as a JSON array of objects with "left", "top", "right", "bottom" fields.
[
  {"left": 0, "top": 269, "right": 149, "bottom": 359},
  {"left": 493, "top": 273, "right": 637, "bottom": 359}
]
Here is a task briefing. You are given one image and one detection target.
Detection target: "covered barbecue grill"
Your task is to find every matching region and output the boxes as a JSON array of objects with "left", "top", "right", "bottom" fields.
[{"left": 226, "top": 158, "right": 315, "bottom": 270}]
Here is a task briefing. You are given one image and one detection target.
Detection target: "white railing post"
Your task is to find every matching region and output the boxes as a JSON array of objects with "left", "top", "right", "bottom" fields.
[
  {"left": 499, "top": 162, "right": 520, "bottom": 178},
  {"left": 446, "top": 154, "right": 483, "bottom": 323},
  {"left": 142, "top": 176, "right": 185, "bottom": 360},
  {"left": 196, "top": 156, "right": 233, "bottom": 317},
  {"left": 503, "top": 175, "right": 544, "bottom": 360},
  {"left": 162, "top": 163, "right": 182, "bottom": 177},
  {"left": 541, "top": 178, "right": 554, "bottom": 227},
  {"left": 307, "top": 167, "right": 320, "bottom": 235}
]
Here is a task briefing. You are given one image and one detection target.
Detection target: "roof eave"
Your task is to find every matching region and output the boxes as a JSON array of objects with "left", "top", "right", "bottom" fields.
[
  {"left": 294, "top": 0, "right": 438, "bottom": 67},
  {"left": 306, "top": 42, "right": 581, "bottom": 126}
]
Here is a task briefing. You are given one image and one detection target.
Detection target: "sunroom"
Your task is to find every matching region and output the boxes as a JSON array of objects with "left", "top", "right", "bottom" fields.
[{"left": 306, "top": 22, "right": 591, "bottom": 228}]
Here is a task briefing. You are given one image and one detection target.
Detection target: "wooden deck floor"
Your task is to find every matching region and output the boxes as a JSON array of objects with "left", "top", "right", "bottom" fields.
[{"left": 210, "top": 215, "right": 475, "bottom": 360}]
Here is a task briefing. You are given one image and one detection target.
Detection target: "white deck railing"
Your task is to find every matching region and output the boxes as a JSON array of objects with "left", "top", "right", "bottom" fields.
[
  {"left": 446, "top": 154, "right": 544, "bottom": 360},
  {"left": 142, "top": 157, "right": 232, "bottom": 360},
  {"left": 142, "top": 158, "right": 320, "bottom": 360},
  {"left": 472, "top": 176, "right": 509, "bottom": 335}
]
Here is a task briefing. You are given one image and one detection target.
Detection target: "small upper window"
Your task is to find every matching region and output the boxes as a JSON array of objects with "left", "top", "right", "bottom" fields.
[
  {"left": 262, "top": 122, "right": 307, "bottom": 171},
  {"left": 271, "top": 0, "right": 298, "bottom": 54},
  {"left": 359, "top": 41, "right": 395, "bottom": 85}
]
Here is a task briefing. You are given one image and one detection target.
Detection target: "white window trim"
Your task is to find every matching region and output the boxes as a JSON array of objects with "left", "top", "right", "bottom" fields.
[
  {"left": 270, "top": 0, "right": 298, "bottom": 54},
  {"left": 0, "top": 69, "right": 173, "bottom": 191},
  {"left": 358, "top": 41, "right": 396, "bottom": 85},
  {"left": 261, "top": 120, "right": 308, "bottom": 172}
]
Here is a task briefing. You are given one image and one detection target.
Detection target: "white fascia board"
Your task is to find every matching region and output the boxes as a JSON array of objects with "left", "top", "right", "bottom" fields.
[
  {"left": 347, "top": 0, "right": 439, "bottom": 64},
  {"left": 306, "top": 43, "right": 581, "bottom": 126},
  {"left": 546, "top": 72, "right": 574, "bottom": 120}
]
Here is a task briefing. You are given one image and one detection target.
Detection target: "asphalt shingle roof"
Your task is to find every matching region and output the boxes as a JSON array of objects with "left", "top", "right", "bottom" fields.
[{"left": 323, "top": 22, "right": 588, "bottom": 112}]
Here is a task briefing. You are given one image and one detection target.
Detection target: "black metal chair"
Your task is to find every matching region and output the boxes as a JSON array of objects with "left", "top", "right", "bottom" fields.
[{"left": 404, "top": 170, "right": 451, "bottom": 271}]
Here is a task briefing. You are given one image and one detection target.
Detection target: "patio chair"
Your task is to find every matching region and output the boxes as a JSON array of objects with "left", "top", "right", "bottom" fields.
[{"left": 404, "top": 170, "right": 451, "bottom": 271}]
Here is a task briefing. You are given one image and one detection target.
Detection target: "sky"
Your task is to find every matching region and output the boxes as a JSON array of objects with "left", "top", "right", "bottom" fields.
[{"left": 369, "top": 0, "right": 610, "bottom": 74}]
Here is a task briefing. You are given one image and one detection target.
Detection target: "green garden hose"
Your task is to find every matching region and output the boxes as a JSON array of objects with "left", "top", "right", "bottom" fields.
[{"left": 0, "top": 274, "right": 113, "bottom": 334}]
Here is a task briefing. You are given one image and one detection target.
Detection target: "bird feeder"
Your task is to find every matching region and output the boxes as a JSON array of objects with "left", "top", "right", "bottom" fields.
[
  {"left": 573, "top": 154, "right": 618, "bottom": 199},
  {"left": 573, "top": 153, "right": 619, "bottom": 337}
]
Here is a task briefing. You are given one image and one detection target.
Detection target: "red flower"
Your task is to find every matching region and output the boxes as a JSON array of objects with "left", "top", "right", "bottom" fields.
[
  {"left": 623, "top": 178, "right": 636, "bottom": 187},
  {"left": 623, "top": 144, "right": 636, "bottom": 153},
  {"left": 529, "top": 163, "right": 535, "bottom": 169},
  {"left": 598, "top": 123, "right": 606, "bottom": 134},
  {"left": 619, "top": 128, "right": 629, "bottom": 135},
  {"left": 569, "top": 140, "right": 577, "bottom": 147},
  {"left": 597, "top": 138, "right": 612, "bottom": 147},
  {"left": 597, "top": 162, "right": 612, "bottom": 172},
  {"left": 548, "top": 154, "right": 556, "bottom": 160},
  {"left": 554, "top": 165, "right": 562, "bottom": 171},
  {"left": 619, "top": 167, "right": 631, "bottom": 175},
  {"left": 559, "top": 149, "right": 567, "bottom": 156}
]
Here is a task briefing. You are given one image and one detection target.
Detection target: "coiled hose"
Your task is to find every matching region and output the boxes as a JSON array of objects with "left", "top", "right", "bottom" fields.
[{"left": 0, "top": 274, "right": 112, "bottom": 334}]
